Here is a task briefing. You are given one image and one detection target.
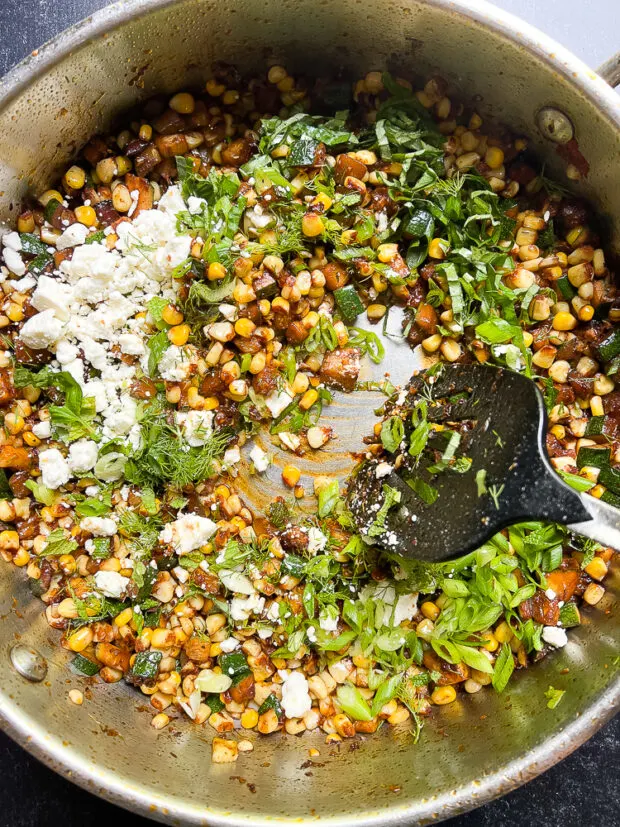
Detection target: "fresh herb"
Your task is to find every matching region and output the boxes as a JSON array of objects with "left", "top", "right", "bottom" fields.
[
  {"left": 380, "top": 416, "right": 405, "bottom": 453},
  {"left": 367, "top": 484, "right": 401, "bottom": 537},
  {"left": 492, "top": 643, "right": 515, "bottom": 693},
  {"left": 347, "top": 328, "right": 386, "bottom": 364},
  {"left": 39, "top": 528, "right": 78, "bottom": 557},
  {"left": 24, "top": 479, "right": 55, "bottom": 506},
  {"left": 318, "top": 479, "right": 341, "bottom": 518},
  {"left": 544, "top": 685, "right": 566, "bottom": 709}
]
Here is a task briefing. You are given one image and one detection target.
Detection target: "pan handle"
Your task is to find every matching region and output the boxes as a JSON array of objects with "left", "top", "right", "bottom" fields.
[{"left": 597, "top": 52, "right": 620, "bottom": 88}]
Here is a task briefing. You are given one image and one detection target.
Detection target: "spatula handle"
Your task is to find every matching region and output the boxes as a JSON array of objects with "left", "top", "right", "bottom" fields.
[{"left": 568, "top": 495, "right": 620, "bottom": 551}]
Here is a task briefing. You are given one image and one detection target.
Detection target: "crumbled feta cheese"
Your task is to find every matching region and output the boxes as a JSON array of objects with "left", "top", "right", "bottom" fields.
[
  {"left": 157, "top": 345, "right": 193, "bottom": 381},
  {"left": 3, "top": 247, "right": 26, "bottom": 276},
  {"left": 266, "top": 601, "right": 281, "bottom": 622},
  {"left": 2, "top": 231, "right": 22, "bottom": 252},
  {"left": 93, "top": 570, "right": 129, "bottom": 599},
  {"left": 38, "top": 448, "right": 70, "bottom": 489},
  {"left": 68, "top": 439, "right": 98, "bottom": 473},
  {"left": 172, "top": 565, "right": 189, "bottom": 584},
  {"left": 265, "top": 390, "right": 293, "bottom": 418},
  {"left": 80, "top": 516, "right": 117, "bottom": 536},
  {"left": 55, "top": 339, "right": 79, "bottom": 364},
  {"left": 250, "top": 444, "right": 270, "bottom": 472},
  {"left": 219, "top": 637, "right": 240, "bottom": 653},
  {"left": 222, "top": 445, "right": 241, "bottom": 468},
  {"left": 307, "top": 527, "right": 328, "bottom": 554},
  {"left": 176, "top": 410, "right": 214, "bottom": 447},
  {"left": 542, "top": 626, "right": 568, "bottom": 648},
  {"left": 32, "top": 420, "right": 52, "bottom": 439},
  {"left": 306, "top": 626, "right": 317, "bottom": 643},
  {"left": 56, "top": 222, "right": 89, "bottom": 251},
  {"left": 360, "top": 581, "right": 419, "bottom": 627},
  {"left": 545, "top": 589, "right": 557, "bottom": 600},
  {"left": 375, "top": 461, "right": 393, "bottom": 479},
  {"left": 20, "top": 310, "right": 64, "bottom": 350},
  {"left": 118, "top": 332, "right": 145, "bottom": 356},
  {"left": 230, "top": 593, "right": 265, "bottom": 622},
  {"left": 280, "top": 671, "right": 312, "bottom": 719},
  {"left": 159, "top": 513, "right": 217, "bottom": 554},
  {"left": 187, "top": 195, "right": 207, "bottom": 215}
]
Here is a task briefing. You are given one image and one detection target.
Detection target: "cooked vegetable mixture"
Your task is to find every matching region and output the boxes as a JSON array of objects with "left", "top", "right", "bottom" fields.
[{"left": 0, "top": 66, "right": 615, "bottom": 762}]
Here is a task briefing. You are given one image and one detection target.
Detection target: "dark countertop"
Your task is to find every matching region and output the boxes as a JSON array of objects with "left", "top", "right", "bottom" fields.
[{"left": 0, "top": 1, "right": 618, "bottom": 825}]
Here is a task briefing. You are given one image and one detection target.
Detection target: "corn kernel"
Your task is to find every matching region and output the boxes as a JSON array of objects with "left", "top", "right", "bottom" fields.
[
  {"left": 299, "top": 389, "right": 318, "bottom": 410},
  {"left": 114, "top": 608, "right": 134, "bottom": 627},
  {"left": 484, "top": 146, "right": 505, "bottom": 169},
  {"left": 161, "top": 304, "right": 184, "bottom": 325},
  {"left": 208, "top": 262, "right": 227, "bottom": 281},
  {"left": 282, "top": 465, "right": 301, "bottom": 488},
  {"left": 68, "top": 627, "right": 94, "bottom": 652},
  {"left": 167, "top": 323, "right": 191, "bottom": 346},
  {"left": 552, "top": 311, "right": 577, "bottom": 331},
  {"left": 241, "top": 708, "right": 259, "bottom": 729},
  {"left": 75, "top": 205, "right": 97, "bottom": 226},
  {"left": 302, "top": 213, "right": 325, "bottom": 237},
  {"left": 169, "top": 92, "right": 195, "bottom": 114},
  {"left": 585, "top": 557, "right": 608, "bottom": 581},
  {"left": 63, "top": 165, "right": 86, "bottom": 190},
  {"left": 428, "top": 237, "right": 446, "bottom": 259},
  {"left": 234, "top": 318, "right": 256, "bottom": 338},
  {"left": 431, "top": 686, "right": 456, "bottom": 705}
]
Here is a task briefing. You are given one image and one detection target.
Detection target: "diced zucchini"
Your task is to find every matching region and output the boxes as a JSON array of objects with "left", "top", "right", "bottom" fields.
[
  {"left": 219, "top": 651, "right": 251, "bottom": 683},
  {"left": 19, "top": 233, "right": 48, "bottom": 256},
  {"left": 258, "top": 693, "right": 283, "bottom": 717},
  {"left": 71, "top": 653, "right": 101, "bottom": 676},
  {"left": 584, "top": 415, "right": 606, "bottom": 437},
  {"left": 559, "top": 603, "right": 581, "bottom": 628},
  {"left": 334, "top": 285, "right": 364, "bottom": 323},
  {"left": 130, "top": 650, "right": 162, "bottom": 680},
  {"left": 43, "top": 198, "right": 62, "bottom": 224},
  {"left": 596, "top": 329, "right": 620, "bottom": 362},
  {"left": 555, "top": 275, "right": 576, "bottom": 301}
]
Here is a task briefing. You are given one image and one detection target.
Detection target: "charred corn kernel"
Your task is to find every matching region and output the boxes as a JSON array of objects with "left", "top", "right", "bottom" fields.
[
  {"left": 593, "top": 375, "right": 615, "bottom": 396},
  {"left": 169, "top": 92, "right": 195, "bottom": 113},
  {"left": 428, "top": 237, "right": 446, "bottom": 259},
  {"left": 4, "top": 413, "right": 24, "bottom": 434},
  {"left": 151, "top": 713, "right": 170, "bottom": 729},
  {"left": 139, "top": 123, "right": 153, "bottom": 141},
  {"left": 228, "top": 379, "right": 248, "bottom": 401},
  {"left": 272, "top": 297, "right": 290, "bottom": 314},
  {"left": 585, "top": 557, "right": 608, "bottom": 581},
  {"left": 95, "top": 157, "right": 118, "bottom": 184},
  {"left": 63, "top": 165, "right": 86, "bottom": 190},
  {"left": 234, "top": 318, "right": 256, "bottom": 338},
  {"left": 161, "top": 304, "right": 184, "bottom": 325},
  {"left": 23, "top": 431, "right": 41, "bottom": 447},
  {"left": 167, "top": 323, "right": 190, "bottom": 346},
  {"left": 0, "top": 530, "right": 19, "bottom": 552},
  {"left": 115, "top": 155, "right": 131, "bottom": 176},
  {"left": 302, "top": 311, "right": 320, "bottom": 330},
  {"left": 232, "top": 281, "right": 256, "bottom": 303},
  {"left": 377, "top": 243, "right": 398, "bottom": 263},
  {"left": 372, "top": 272, "right": 388, "bottom": 293},
  {"left": 114, "top": 608, "right": 134, "bottom": 627},
  {"left": 58, "top": 554, "right": 76, "bottom": 575},
  {"left": 550, "top": 425, "right": 566, "bottom": 440},
  {"left": 495, "top": 621, "right": 513, "bottom": 643},
  {"left": 482, "top": 632, "right": 499, "bottom": 652},
  {"left": 68, "top": 627, "right": 94, "bottom": 652},
  {"left": 282, "top": 465, "right": 301, "bottom": 488},
  {"left": 13, "top": 548, "right": 30, "bottom": 567},
  {"left": 299, "top": 389, "right": 318, "bottom": 411},
  {"left": 302, "top": 213, "right": 325, "bottom": 237},
  {"left": 421, "top": 601, "right": 440, "bottom": 621},
  {"left": 484, "top": 146, "right": 505, "bottom": 169},
  {"left": 464, "top": 679, "right": 482, "bottom": 694},
  {"left": 187, "top": 387, "right": 206, "bottom": 409},
  {"left": 456, "top": 151, "right": 480, "bottom": 170},
  {"left": 440, "top": 339, "right": 462, "bottom": 362},
  {"left": 267, "top": 65, "right": 288, "bottom": 84},
  {"left": 241, "top": 708, "right": 259, "bottom": 729},
  {"left": 590, "top": 395, "right": 604, "bottom": 417},
  {"left": 6, "top": 303, "right": 24, "bottom": 322},
  {"left": 552, "top": 311, "right": 577, "bottom": 331},
  {"left": 222, "top": 89, "right": 240, "bottom": 105},
  {"left": 431, "top": 686, "right": 457, "bottom": 705},
  {"left": 17, "top": 212, "right": 35, "bottom": 233},
  {"left": 522, "top": 331, "right": 534, "bottom": 347},
  {"left": 38, "top": 189, "right": 63, "bottom": 206},
  {"left": 206, "top": 78, "right": 226, "bottom": 96},
  {"left": 112, "top": 183, "right": 132, "bottom": 212},
  {"left": 366, "top": 304, "right": 387, "bottom": 321},
  {"left": 578, "top": 304, "right": 595, "bottom": 322},
  {"left": 312, "top": 192, "right": 333, "bottom": 211},
  {"left": 291, "top": 372, "right": 310, "bottom": 394},
  {"left": 74, "top": 205, "right": 97, "bottom": 226},
  {"left": 583, "top": 582, "right": 605, "bottom": 605},
  {"left": 166, "top": 385, "right": 181, "bottom": 404},
  {"left": 421, "top": 333, "right": 442, "bottom": 353},
  {"left": 592, "top": 248, "right": 606, "bottom": 275},
  {"left": 248, "top": 352, "right": 266, "bottom": 374},
  {"left": 68, "top": 689, "right": 84, "bottom": 705},
  {"left": 203, "top": 396, "right": 219, "bottom": 411},
  {"left": 208, "top": 261, "right": 227, "bottom": 281}
]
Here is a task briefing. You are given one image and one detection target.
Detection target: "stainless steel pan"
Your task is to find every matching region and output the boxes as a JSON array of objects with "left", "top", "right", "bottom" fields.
[{"left": 0, "top": 1, "right": 618, "bottom": 824}]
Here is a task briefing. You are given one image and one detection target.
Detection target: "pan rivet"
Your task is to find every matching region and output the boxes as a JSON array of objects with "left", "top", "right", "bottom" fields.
[
  {"left": 536, "top": 107, "right": 574, "bottom": 144},
  {"left": 10, "top": 644, "right": 48, "bottom": 682}
]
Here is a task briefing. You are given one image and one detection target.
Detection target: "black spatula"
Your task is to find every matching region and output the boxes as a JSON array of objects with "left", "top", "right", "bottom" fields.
[{"left": 347, "top": 363, "right": 620, "bottom": 562}]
